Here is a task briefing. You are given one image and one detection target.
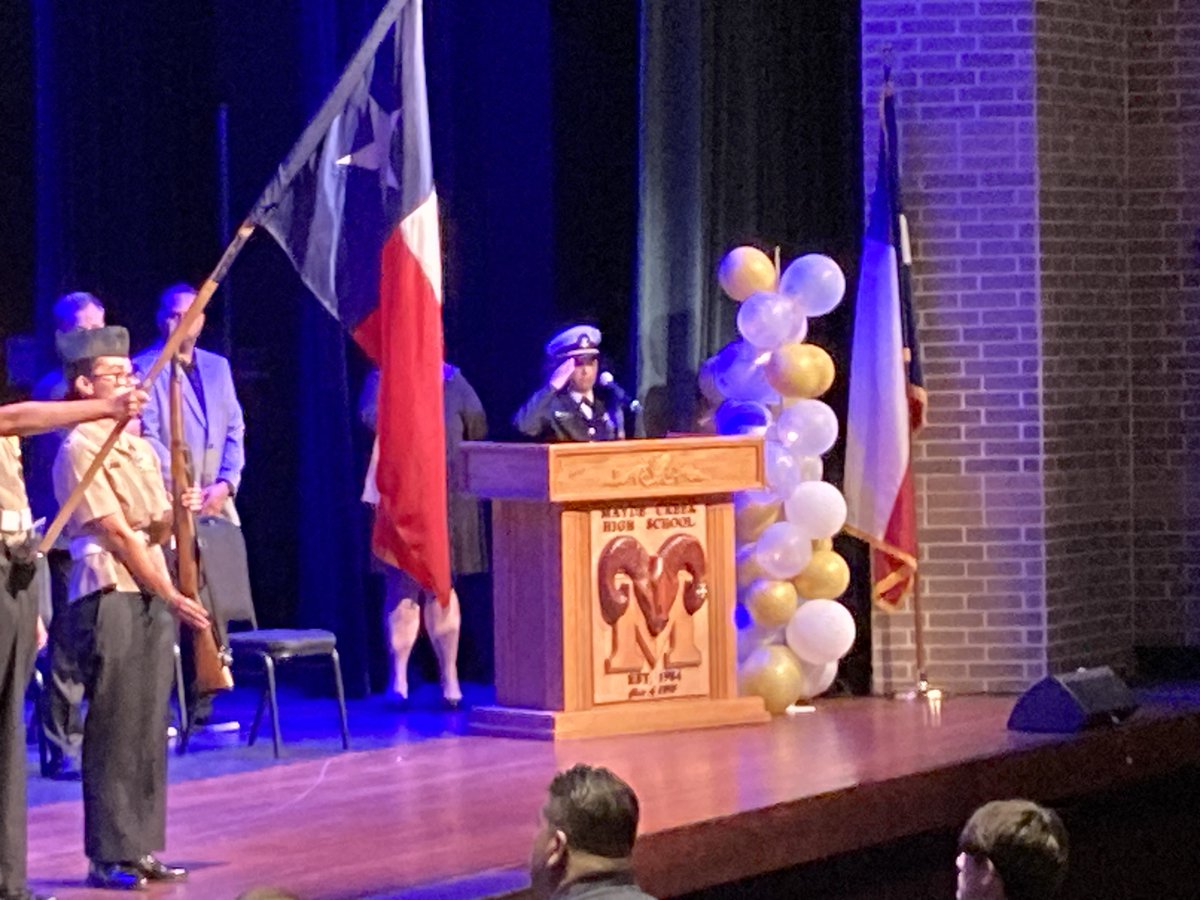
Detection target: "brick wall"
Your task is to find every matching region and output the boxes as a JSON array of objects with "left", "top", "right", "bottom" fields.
[
  {"left": 861, "top": 0, "right": 1200, "bottom": 692},
  {"left": 1036, "top": 2, "right": 1134, "bottom": 674},
  {"left": 862, "top": 0, "right": 1048, "bottom": 693},
  {"left": 1128, "top": 2, "right": 1200, "bottom": 650}
]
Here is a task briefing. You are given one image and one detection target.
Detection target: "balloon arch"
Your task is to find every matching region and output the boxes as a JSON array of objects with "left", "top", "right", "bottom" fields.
[{"left": 707, "top": 245, "right": 857, "bottom": 714}]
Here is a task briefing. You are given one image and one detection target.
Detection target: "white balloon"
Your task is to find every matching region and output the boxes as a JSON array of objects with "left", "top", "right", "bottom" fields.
[
  {"left": 785, "top": 599, "right": 857, "bottom": 664},
  {"left": 776, "top": 400, "right": 839, "bottom": 456},
  {"left": 764, "top": 441, "right": 803, "bottom": 495},
  {"left": 737, "top": 291, "right": 799, "bottom": 351},
  {"left": 714, "top": 400, "right": 772, "bottom": 436},
  {"left": 712, "top": 340, "right": 779, "bottom": 404},
  {"left": 753, "top": 521, "right": 813, "bottom": 580},
  {"left": 796, "top": 659, "right": 839, "bottom": 700},
  {"left": 784, "top": 481, "right": 848, "bottom": 539},
  {"left": 787, "top": 312, "right": 809, "bottom": 345},
  {"left": 779, "top": 254, "right": 847, "bottom": 317}
]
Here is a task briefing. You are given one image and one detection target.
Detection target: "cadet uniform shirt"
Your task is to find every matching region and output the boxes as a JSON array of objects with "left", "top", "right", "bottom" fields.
[
  {"left": 53, "top": 420, "right": 172, "bottom": 602},
  {"left": 0, "top": 437, "right": 30, "bottom": 524}
]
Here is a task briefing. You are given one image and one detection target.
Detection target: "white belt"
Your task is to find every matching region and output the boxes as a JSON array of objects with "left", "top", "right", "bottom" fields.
[
  {"left": 69, "top": 530, "right": 151, "bottom": 561},
  {"left": 0, "top": 508, "right": 32, "bottom": 534}
]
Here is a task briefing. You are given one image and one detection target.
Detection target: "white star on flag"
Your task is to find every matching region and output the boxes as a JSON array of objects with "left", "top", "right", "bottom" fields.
[{"left": 337, "top": 96, "right": 400, "bottom": 190}]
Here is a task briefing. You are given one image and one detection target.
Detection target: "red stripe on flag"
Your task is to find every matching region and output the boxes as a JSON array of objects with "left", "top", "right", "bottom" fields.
[
  {"left": 352, "top": 221, "right": 450, "bottom": 606},
  {"left": 874, "top": 462, "right": 917, "bottom": 608}
]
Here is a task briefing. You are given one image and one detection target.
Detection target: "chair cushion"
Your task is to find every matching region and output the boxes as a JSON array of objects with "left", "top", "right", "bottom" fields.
[{"left": 228, "top": 628, "right": 337, "bottom": 656}]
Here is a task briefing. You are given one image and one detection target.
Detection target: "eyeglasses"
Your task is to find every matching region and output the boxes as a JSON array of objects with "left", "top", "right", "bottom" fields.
[{"left": 91, "top": 371, "right": 136, "bottom": 386}]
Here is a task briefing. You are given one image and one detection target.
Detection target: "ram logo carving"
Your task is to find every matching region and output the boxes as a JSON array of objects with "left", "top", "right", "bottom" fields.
[{"left": 596, "top": 534, "right": 708, "bottom": 672}]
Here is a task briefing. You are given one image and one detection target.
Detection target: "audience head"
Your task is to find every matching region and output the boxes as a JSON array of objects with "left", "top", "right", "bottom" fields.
[
  {"left": 529, "top": 764, "right": 640, "bottom": 898},
  {"left": 957, "top": 799, "right": 1068, "bottom": 900},
  {"left": 156, "top": 282, "right": 204, "bottom": 347},
  {"left": 53, "top": 291, "right": 105, "bottom": 333}
]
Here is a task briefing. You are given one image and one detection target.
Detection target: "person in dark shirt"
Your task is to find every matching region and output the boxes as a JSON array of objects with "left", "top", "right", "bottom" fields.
[
  {"left": 360, "top": 363, "right": 487, "bottom": 707},
  {"left": 29, "top": 290, "right": 107, "bottom": 780},
  {"left": 529, "top": 764, "right": 656, "bottom": 900}
]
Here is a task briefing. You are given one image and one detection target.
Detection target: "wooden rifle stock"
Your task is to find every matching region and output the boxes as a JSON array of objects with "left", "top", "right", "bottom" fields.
[{"left": 170, "top": 357, "right": 233, "bottom": 693}]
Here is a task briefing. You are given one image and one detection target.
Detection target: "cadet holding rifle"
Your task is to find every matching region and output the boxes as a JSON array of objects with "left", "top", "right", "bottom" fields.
[
  {"left": 0, "top": 347, "right": 149, "bottom": 900},
  {"left": 52, "top": 326, "right": 208, "bottom": 891}
]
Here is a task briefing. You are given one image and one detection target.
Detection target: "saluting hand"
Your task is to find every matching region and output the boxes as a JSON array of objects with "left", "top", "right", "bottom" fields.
[
  {"left": 549, "top": 358, "right": 575, "bottom": 391},
  {"left": 108, "top": 386, "right": 150, "bottom": 420},
  {"left": 168, "top": 591, "right": 211, "bottom": 631}
]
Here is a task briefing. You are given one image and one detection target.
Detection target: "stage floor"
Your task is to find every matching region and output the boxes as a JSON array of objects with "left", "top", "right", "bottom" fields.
[{"left": 23, "top": 685, "right": 1200, "bottom": 899}]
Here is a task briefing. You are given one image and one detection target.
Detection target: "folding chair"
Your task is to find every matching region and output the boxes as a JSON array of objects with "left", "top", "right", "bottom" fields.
[{"left": 194, "top": 515, "right": 350, "bottom": 758}]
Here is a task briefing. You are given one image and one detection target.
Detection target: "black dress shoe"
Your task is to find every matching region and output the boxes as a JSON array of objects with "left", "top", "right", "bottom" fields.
[
  {"left": 134, "top": 856, "right": 187, "bottom": 882},
  {"left": 86, "top": 861, "right": 146, "bottom": 891}
]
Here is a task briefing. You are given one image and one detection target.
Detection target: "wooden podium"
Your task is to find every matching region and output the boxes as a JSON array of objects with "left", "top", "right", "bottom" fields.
[{"left": 461, "top": 436, "right": 770, "bottom": 739}]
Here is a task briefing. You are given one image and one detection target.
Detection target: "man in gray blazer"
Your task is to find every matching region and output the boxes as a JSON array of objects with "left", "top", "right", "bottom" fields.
[
  {"left": 133, "top": 283, "right": 246, "bottom": 727},
  {"left": 132, "top": 284, "right": 245, "bottom": 524}
]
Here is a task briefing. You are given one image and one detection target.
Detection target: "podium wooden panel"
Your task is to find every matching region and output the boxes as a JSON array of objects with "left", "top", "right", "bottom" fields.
[{"left": 462, "top": 436, "right": 769, "bottom": 739}]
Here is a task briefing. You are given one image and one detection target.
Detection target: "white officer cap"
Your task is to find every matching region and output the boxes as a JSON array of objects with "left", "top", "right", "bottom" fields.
[{"left": 545, "top": 325, "right": 602, "bottom": 360}]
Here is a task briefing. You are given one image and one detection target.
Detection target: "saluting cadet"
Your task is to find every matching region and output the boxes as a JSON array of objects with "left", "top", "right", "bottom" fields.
[
  {"left": 52, "top": 326, "right": 208, "bottom": 891},
  {"left": 513, "top": 325, "right": 627, "bottom": 442},
  {"left": 1, "top": 358, "right": 148, "bottom": 900}
]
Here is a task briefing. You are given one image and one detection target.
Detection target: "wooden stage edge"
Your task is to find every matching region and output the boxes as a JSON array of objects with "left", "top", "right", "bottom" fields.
[{"left": 25, "top": 694, "right": 1200, "bottom": 900}]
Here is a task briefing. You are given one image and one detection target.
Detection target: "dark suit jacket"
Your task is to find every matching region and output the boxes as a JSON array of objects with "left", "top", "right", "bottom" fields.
[{"left": 513, "top": 385, "right": 624, "bottom": 442}]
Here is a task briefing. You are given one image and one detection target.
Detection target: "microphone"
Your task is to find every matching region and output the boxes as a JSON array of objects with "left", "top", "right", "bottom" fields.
[{"left": 599, "top": 372, "right": 641, "bottom": 413}]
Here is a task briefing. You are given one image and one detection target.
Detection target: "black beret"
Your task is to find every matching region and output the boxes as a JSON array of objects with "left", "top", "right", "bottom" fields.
[{"left": 56, "top": 326, "right": 130, "bottom": 364}]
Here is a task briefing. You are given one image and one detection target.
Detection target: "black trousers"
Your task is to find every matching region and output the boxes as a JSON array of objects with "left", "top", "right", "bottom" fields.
[
  {"left": 38, "top": 549, "right": 85, "bottom": 768},
  {"left": 0, "top": 549, "right": 39, "bottom": 894},
  {"left": 63, "top": 590, "right": 174, "bottom": 863}
]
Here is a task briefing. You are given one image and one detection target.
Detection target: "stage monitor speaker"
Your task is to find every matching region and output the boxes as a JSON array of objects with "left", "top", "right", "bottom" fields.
[{"left": 1007, "top": 666, "right": 1138, "bottom": 734}]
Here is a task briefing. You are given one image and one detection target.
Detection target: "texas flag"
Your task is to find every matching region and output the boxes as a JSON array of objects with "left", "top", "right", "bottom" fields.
[
  {"left": 249, "top": 0, "right": 450, "bottom": 604},
  {"left": 843, "top": 78, "right": 926, "bottom": 610}
]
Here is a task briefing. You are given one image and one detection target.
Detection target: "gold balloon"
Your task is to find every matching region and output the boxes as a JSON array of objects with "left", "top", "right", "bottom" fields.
[
  {"left": 735, "top": 495, "right": 782, "bottom": 544},
  {"left": 792, "top": 549, "right": 851, "bottom": 600},
  {"left": 764, "top": 343, "right": 836, "bottom": 399},
  {"left": 739, "top": 644, "right": 806, "bottom": 714},
  {"left": 741, "top": 578, "right": 799, "bottom": 629},
  {"left": 718, "top": 246, "right": 778, "bottom": 301},
  {"left": 736, "top": 543, "right": 767, "bottom": 589},
  {"left": 812, "top": 537, "right": 834, "bottom": 552}
]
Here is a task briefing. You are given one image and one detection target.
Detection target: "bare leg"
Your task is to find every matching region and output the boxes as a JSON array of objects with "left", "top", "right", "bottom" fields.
[
  {"left": 383, "top": 569, "right": 421, "bottom": 699},
  {"left": 423, "top": 588, "right": 462, "bottom": 703}
]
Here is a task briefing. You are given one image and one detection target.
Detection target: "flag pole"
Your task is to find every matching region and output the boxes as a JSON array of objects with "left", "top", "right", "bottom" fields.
[
  {"left": 37, "top": 0, "right": 411, "bottom": 555},
  {"left": 36, "top": 222, "right": 257, "bottom": 556}
]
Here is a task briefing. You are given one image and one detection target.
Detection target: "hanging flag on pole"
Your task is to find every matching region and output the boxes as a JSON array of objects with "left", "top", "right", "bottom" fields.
[
  {"left": 250, "top": 0, "right": 450, "bottom": 605},
  {"left": 843, "top": 73, "right": 926, "bottom": 610}
]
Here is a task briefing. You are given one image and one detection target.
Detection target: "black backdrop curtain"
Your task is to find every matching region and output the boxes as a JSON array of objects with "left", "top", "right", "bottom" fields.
[{"left": 637, "top": 1, "right": 864, "bottom": 434}]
